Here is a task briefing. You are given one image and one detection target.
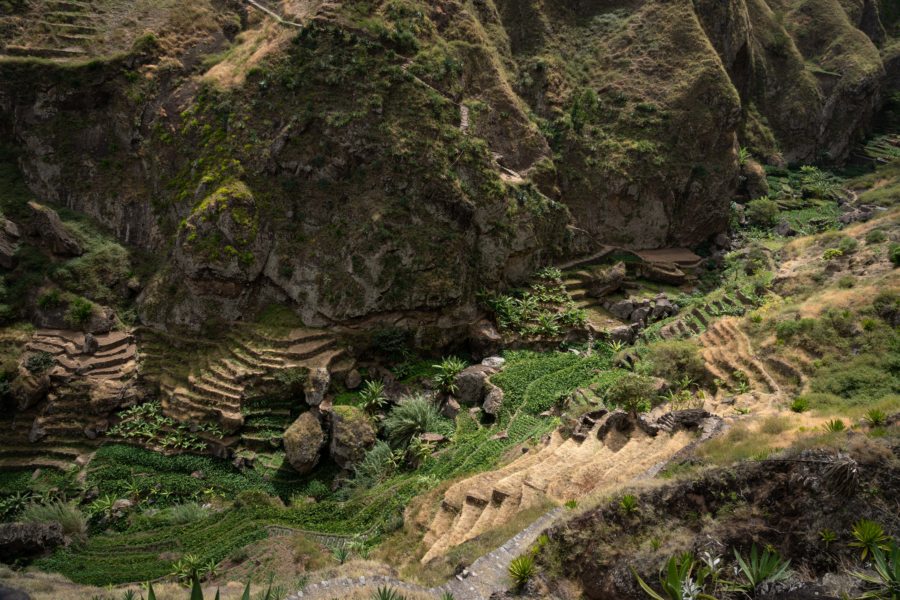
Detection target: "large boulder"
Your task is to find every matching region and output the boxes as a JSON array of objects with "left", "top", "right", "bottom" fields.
[
  {"left": 0, "top": 585, "right": 31, "bottom": 599},
  {"left": 283, "top": 412, "right": 324, "bottom": 474},
  {"left": 482, "top": 384, "right": 504, "bottom": 417},
  {"left": 454, "top": 364, "right": 496, "bottom": 405},
  {"left": 588, "top": 262, "right": 627, "bottom": 298},
  {"left": 0, "top": 522, "right": 64, "bottom": 562},
  {"left": 329, "top": 405, "right": 376, "bottom": 470},
  {"left": 26, "top": 201, "right": 82, "bottom": 257},
  {"left": 608, "top": 299, "right": 634, "bottom": 321}
]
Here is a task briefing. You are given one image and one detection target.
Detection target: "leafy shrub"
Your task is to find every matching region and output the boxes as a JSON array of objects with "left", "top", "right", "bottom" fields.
[
  {"left": 383, "top": 394, "right": 443, "bottom": 448},
  {"left": 746, "top": 198, "right": 780, "bottom": 227},
  {"left": 789, "top": 397, "right": 809, "bottom": 413},
  {"left": 21, "top": 501, "right": 87, "bottom": 540},
  {"left": 167, "top": 502, "right": 209, "bottom": 525},
  {"left": 25, "top": 351, "right": 55, "bottom": 374},
  {"left": 36, "top": 289, "right": 61, "bottom": 309},
  {"left": 432, "top": 356, "right": 467, "bottom": 394},
  {"left": 838, "top": 236, "right": 859, "bottom": 254},
  {"left": 865, "top": 229, "right": 887, "bottom": 244},
  {"left": 823, "top": 248, "right": 844, "bottom": 260},
  {"left": 359, "top": 380, "right": 388, "bottom": 413},
  {"left": 643, "top": 340, "right": 707, "bottom": 385},
  {"left": 353, "top": 441, "right": 398, "bottom": 485},
  {"left": 508, "top": 555, "right": 536, "bottom": 589},
  {"left": 618, "top": 494, "right": 638, "bottom": 515},
  {"left": 64, "top": 296, "right": 94, "bottom": 327},
  {"left": 873, "top": 291, "right": 899, "bottom": 325},
  {"left": 605, "top": 373, "right": 657, "bottom": 414},
  {"left": 891, "top": 244, "right": 900, "bottom": 267},
  {"left": 838, "top": 275, "right": 855, "bottom": 289}
]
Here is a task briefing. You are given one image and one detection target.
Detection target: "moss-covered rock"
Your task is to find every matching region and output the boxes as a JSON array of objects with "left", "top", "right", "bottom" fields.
[
  {"left": 283, "top": 411, "right": 324, "bottom": 475},
  {"left": 329, "top": 405, "right": 376, "bottom": 470}
]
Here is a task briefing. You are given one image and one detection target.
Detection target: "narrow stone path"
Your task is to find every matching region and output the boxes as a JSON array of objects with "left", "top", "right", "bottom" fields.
[{"left": 286, "top": 508, "right": 563, "bottom": 600}]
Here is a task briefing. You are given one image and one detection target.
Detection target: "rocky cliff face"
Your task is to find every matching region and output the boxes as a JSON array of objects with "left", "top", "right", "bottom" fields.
[{"left": 0, "top": 0, "right": 896, "bottom": 329}]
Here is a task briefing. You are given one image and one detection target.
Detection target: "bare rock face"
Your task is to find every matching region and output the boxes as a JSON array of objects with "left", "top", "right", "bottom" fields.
[
  {"left": 329, "top": 405, "right": 376, "bottom": 470},
  {"left": 0, "top": 522, "right": 64, "bottom": 562},
  {"left": 0, "top": 217, "right": 19, "bottom": 269},
  {"left": 284, "top": 412, "right": 324, "bottom": 475},
  {"left": 25, "top": 201, "right": 82, "bottom": 257}
]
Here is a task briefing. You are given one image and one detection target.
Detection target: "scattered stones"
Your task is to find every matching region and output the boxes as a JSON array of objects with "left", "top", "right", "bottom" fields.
[
  {"left": 420, "top": 432, "right": 446, "bottom": 443},
  {"left": 0, "top": 522, "right": 64, "bottom": 562},
  {"left": 284, "top": 412, "right": 324, "bottom": 474},
  {"left": 838, "top": 205, "right": 876, "bottom": 224},
  {"left": 329, "top": 405, "right": 376, "bottom": 470},
  {"left": 191, "top": 470, "right": 205, "bottom": 479},
  {"left": 490, "top": 431, "right": 508, "bottom": 440},
  {"left": 26, "top": 201, "right": 82, "bottom": 256}
]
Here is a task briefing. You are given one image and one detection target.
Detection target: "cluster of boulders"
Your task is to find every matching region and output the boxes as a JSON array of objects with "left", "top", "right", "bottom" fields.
[
  {"left": 0, "top": 522, "right": 63, "bottom": 563},
  {"left": 602, "top": 293, "right": 678, "bottom": 342},
  {"left": 440, "top": 356, "right": 506, "bottom": 419},
  {"left": 283, "top": 403, "right": 377, "bottom": 475}
]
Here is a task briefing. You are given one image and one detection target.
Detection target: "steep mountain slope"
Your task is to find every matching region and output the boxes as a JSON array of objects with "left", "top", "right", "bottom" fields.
[{"left": 0, "top": 0, "right": 896, "bottom": 329}]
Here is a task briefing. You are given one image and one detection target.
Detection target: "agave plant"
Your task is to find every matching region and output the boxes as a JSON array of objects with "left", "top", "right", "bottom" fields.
[
  {"left": 632, "top": 552, "right": 718, "bottom": 600},
  {"left": 509, "top": 554, "right": 536, "bottom": 589},
  {"left": 360, "top": 380, "right": 389, "bottom": 413},
  {"left": 432, "top": 356, "right": 467, "bottom": 394},
  {"left": 864, "top": 409, "right": 887, "bottom": 427},
  {"left": 371, "top": 587, "right": 407, "bottom": 600},
  {"left": 851, "top": 542, "right": 900, "bottom": 599},
  {"left": 619, "top": 494, "right": 639, "bottom": 515},
  {"left": 850, "top": 519, "right": 891, "bottom": 560},
  {"left": 732, "top": 545, "right": 791, "bottom": 594},
  {"left": 823, "top": 418, "right": 846, "bottom": 433}
]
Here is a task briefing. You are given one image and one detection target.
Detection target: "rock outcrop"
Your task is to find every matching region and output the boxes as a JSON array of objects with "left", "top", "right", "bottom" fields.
[
  {"left": 284, "top": 412, "right": 324, "bottom": 475},
  {"left": 0, "top": 522, "right": 64, "bottom": 562},
  {"left": 25, "top": 202, "right": 82, "bottom": 257},
  {"left": 329, "top": 405, "right": 376, "bottom": 470}
]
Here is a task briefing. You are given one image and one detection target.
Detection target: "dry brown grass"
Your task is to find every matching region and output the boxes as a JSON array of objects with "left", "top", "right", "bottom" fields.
[{"left": 203, "top": 23, "right": 293, "bottom": 89}]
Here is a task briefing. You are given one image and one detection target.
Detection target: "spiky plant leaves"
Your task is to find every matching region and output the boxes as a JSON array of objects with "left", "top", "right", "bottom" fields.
[
  {"left": 852, "top": 542, "right": 900, "bottom": 599},
  {"left": 850, "top": 519, "right": 891, "bottom": 560},
  {"left": 241, "top": 580, "right": 251, "bottom": 600},
  {"left": 190, "top": 572, "right": 203, "bottom": 600},
  {"left": 146, "top": 582, "right": 156, "bottom": 600}
]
